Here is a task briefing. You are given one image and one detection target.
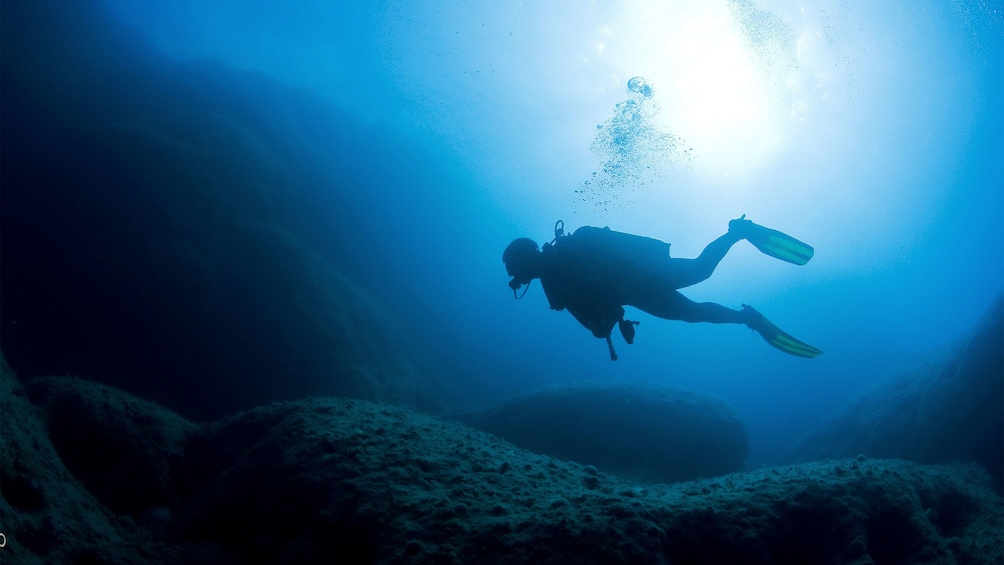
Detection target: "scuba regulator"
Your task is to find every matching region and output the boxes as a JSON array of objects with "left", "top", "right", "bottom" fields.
[{"left": 504, "top": 220, "right": 567, "bottom": 299}]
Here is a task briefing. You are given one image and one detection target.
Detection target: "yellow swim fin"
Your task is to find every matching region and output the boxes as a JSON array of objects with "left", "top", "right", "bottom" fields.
[
  {"left": 730, "top": 215, "right": 814, "bottom": 266},
  {"left": 742, "top": 304, "right": 822, "bottom": 358}
]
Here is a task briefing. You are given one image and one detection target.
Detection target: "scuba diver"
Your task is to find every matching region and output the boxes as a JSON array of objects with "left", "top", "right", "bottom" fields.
[{"left": 503, "top": 216, "right": 822, "bottom": 360}]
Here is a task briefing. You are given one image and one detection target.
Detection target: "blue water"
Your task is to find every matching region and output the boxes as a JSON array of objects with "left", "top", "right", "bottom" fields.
[{"left": 25, "top": 0, "right": 1004, "bottom": 465}]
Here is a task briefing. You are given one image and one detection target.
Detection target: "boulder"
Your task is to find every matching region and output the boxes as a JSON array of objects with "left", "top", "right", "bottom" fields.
[
  {"left": 0, "top": 356, "right": 172, "bottom": 565},
  {"left": 23, "top": 376, "right": 199, "bottom": 516},
  {"left": 460, "top": 382, "right": 749, "bottom": 483}
]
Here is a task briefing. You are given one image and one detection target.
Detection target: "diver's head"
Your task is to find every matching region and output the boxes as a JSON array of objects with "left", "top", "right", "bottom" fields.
[{"left": 503, "top": 237, "right": 540, "bottom": 291}]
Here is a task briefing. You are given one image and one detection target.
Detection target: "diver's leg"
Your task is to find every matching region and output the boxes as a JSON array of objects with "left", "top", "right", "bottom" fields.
[
  {"left": 661, "top": 231, "right": 742, "bottom": 289},
  {"left": 629, "top": 290, "right": 749, "bottom": 325}
]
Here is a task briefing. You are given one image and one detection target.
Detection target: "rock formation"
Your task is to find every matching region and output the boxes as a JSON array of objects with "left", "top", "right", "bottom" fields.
[
  {"left": 460, "top": 382, "right": 748, "bottom": 483},
  {"left": 4, "top": 360, "right": 1001, "bottom": 564},
  {"left": 1, "top": 0, "right": 444, "bottom": 419},
  {"left": 788, "top": 298, "right": 1004, "bottom": 492}
]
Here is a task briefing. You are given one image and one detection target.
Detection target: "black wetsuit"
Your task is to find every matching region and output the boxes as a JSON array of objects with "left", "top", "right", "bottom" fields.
[{"left": 538, "top": 226, "right": 671, "bottom": 339}]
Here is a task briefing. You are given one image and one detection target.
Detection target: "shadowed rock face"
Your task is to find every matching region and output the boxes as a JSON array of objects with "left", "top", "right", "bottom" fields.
[
  {"left": 787, "top": 297, "right": 1004, "bottom": 491},
  {"left": 0, "top": 0, "right": 444, "bottom": 418},
  {"left": 459, "top": 382, "right": 749, "bottom": 483},
  {"left": 3, "top": 360, "right": 1003, "bottom": 565}
]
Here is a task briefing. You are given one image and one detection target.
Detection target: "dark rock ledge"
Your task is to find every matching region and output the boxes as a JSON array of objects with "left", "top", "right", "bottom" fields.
[{"left": 2, "top": 358, "right": 1002, "bottom": 564}]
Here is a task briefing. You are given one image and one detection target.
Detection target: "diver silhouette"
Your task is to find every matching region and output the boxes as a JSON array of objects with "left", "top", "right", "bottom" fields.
[{"left": 503, "top": 217, "right": 822, "bottom": 360}]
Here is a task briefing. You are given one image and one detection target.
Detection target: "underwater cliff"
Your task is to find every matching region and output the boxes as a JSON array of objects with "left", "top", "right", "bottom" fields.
[{"left": 2, "top": 0, "right": 455, "bottom": 419}]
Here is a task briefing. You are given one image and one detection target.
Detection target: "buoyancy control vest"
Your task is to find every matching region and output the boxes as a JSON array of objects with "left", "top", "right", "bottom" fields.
[{"left": 540, "top": 221, "right": 669, "bottom": 359}]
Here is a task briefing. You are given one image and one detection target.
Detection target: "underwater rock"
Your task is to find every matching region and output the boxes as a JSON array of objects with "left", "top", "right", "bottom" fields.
[
  {"left": 24, "top": 376, "right": 199, "bottom": 516},
  {"left": 3, "top": 358, "right": 1002, "bottom": 564},
  {"left": 0, "top": 355, "right": 181, "bottom": 564},
  {"left": 787, "top": 297, "right": 1004, "bottom": 491},
  {"left": 203, "top": 220, "right": 445, "bottom": 413},
  {"left": 0, "top": 0, "right": 445, "bottom": 420},
  {"left": 459, "top": 382, "right": 749, "bottom": 483}
]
